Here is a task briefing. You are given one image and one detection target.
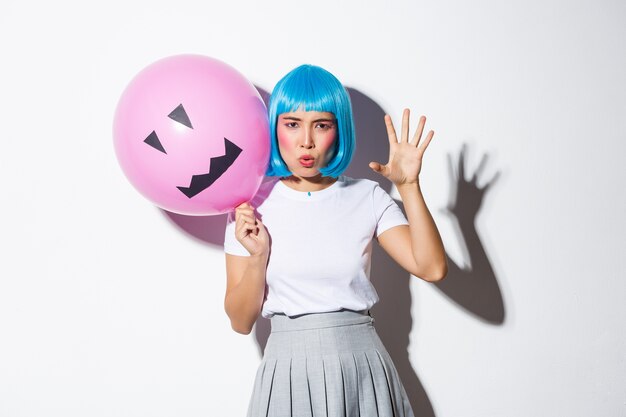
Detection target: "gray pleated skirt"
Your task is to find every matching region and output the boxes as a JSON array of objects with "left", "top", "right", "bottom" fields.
[{"left": 247, "top": 310, "right": 415, "bottom": 417}]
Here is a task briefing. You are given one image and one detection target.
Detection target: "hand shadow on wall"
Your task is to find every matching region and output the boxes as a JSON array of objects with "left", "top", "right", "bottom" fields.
[{"left": 161, "top": 86, "right": 504, "bottom": 417}]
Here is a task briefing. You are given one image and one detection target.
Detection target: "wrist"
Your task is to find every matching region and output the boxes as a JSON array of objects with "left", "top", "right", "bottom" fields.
[
  {"left": 396, "top": 180, "right": 421, "bottom": 192},
  {"left": 250, "top": 251, "right": 269, "bottom": 264}
]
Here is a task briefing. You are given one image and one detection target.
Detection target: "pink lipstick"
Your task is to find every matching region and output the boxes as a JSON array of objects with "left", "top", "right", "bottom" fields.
[{"left": 299, "top": 155, "right": 314, "bottom": 167}]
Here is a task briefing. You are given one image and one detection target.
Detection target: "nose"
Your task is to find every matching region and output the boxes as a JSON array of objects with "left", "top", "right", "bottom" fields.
[{"left": 300, "top": 126, "right": 314, "bottom": 149}]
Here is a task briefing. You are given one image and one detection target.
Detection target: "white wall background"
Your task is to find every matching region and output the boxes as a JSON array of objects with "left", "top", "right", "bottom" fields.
[{"left": 1, "top": 0, "right": 624, "bottom": 416}]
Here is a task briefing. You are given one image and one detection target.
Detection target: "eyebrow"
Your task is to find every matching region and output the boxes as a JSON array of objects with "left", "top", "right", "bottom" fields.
[{"left": 281, "top": 116, "right": 336, "bottom": 123}]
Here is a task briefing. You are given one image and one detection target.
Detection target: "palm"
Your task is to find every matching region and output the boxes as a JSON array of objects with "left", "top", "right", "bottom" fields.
[
  {"left": 385, "top": 142, "right": 422, "bottom": 184},
  {"left": 369, "top": 109, "right": 434, "bottom": 186}
]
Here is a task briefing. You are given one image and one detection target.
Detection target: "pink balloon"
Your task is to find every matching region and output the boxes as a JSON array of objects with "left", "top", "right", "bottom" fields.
[{"left": 113, "top": 54, "right": 269, "bottom": 215}]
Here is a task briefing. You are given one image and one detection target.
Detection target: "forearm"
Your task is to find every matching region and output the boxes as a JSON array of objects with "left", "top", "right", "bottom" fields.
[
  {"left": 224, "top": 254, "right": 268, "bottom": 334},
  {"left": 397, "top": 181, "right": 448, "bottom": 280}
]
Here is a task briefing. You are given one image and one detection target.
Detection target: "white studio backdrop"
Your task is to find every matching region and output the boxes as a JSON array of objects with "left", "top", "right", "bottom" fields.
[{"left": 1, "top": 0, "right": 625, "bottom": 416}]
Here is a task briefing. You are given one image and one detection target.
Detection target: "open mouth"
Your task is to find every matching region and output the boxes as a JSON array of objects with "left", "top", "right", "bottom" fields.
[{"left": 177, "top": 137, "right": 243, "bottom": 198}]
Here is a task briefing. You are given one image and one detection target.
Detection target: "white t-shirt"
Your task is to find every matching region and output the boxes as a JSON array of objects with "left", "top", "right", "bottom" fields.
[{"left": 223, "top": 175, "right": 409, "bottom": 318}]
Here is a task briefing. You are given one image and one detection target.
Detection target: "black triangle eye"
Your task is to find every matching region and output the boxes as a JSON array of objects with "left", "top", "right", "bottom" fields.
[
  {"left": 144, "top": 130, "right": 167, "bottom": 154},
  {"left": 168, "top": 104, "right": 193, "bottom": 129}
]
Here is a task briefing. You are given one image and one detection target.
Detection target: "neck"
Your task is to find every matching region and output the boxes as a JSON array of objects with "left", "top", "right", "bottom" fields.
[{"left": 279, "top": 174, "right": 338, "bottom": 192}]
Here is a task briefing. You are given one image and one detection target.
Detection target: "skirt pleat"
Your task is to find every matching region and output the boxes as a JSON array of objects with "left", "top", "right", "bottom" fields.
[
  {"left": 247, "top": 310, "right": 415, "bottom": 417},
  {"left": 291, "top": 356, "right": 313, "bottom": 417},
  {"left": 366, "top": 350, "right": 396, "bottom": 417},
  {"left": 373, "top": 349, "right": 411, "bottom": 417},
  {"left": 255, "top": 358, "right": 278, "bottom": 417},
  {"left": 307, "top": 354, "right": 327, "bottom": 417},
  {"left": 339, "top": 352, "right": 360, "bottom": 417},
  {"left": 322, "top": 354, "right": 345, "bottom": 417},
  {"left": 353, "top": 351, "right": 378, "bottom": 416},
  {"left": 267, "top": 357, "right": 292, "bottom": 416}
]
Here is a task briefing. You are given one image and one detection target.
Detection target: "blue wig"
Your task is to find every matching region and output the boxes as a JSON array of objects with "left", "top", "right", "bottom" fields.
[{"left": 265, "top": 64, "right": 356, "bottom": 178}]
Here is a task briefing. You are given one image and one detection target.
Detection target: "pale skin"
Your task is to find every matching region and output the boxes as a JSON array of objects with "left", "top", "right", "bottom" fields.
[{"left": 224, "top": 109, "right": 447, "bottom": 334}]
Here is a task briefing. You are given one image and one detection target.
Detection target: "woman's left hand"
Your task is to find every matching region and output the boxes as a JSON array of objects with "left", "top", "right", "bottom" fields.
[{"left": 369, "top": 109, "right": 434, "bottom": 186}]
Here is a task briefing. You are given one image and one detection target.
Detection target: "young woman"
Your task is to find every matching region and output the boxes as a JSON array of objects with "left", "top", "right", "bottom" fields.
[{"left": 224, "top": 64, "right": 447, "bottom": 417}]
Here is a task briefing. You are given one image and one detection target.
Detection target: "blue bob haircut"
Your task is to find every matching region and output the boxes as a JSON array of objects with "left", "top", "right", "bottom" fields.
[{"left": 265, "top": 64, "right": 356, "bottom": 178}]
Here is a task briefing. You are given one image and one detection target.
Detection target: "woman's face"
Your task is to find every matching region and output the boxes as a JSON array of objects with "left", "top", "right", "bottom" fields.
[{"left": 276, "top": 110, "right": 337, "bottom": 178}]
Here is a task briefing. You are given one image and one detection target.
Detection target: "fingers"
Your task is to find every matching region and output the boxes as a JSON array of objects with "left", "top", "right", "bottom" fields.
[
  {"left": 238, "top": 213, "right": 256, "bottom": 225},
  {"left": 401, "top": 108, "right": 410, "bottom": 143},
  {"left": 235, "top": 202, "right": 260, "bottom": 237},
  {"left": 235, "top": 210, "right": 257, "bottom": 229},
  {"left": 235, "top": 206, "right": 255, "bottom": 217},
  {"left": 384, "top": 114, "right": 398, "bottom": 145},
  {"left": 411, "top": 115, "right": 426, "bottom": 147},
  {"left": 369, "top": 161, "right": 385, "bottom": 174},
  {"left": 235, "top": 202, "right": 253, "bottom": 210},
  {"left": 390, "top": 110, "right": 434, "bottom": 149},
  {"left": 235, "top": 219, "right": 257, "bottom": 238},
  {"left": 235, "top": 202, "right": 255, "bottom": 218},
  {"left": 419, "top": 130, "right": 434, "bottom": 153}
]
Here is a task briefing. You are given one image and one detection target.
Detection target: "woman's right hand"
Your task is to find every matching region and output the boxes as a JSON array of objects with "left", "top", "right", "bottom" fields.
[{"left": 234, "top": 202, "right": 270, "bottom": 257}]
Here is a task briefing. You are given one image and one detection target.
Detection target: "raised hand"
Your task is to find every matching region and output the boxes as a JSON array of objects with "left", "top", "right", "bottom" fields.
[{"left": 369, "top": 108, "right": 435, "bottom": 186}]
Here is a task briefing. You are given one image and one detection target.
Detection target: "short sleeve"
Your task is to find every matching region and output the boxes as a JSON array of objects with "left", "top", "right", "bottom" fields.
[
  {"left": 372, "top": 183, "right": 409, "bottom": 238},
  {"left": 223, "top": 210, "right": 251, "bottom": 256}
]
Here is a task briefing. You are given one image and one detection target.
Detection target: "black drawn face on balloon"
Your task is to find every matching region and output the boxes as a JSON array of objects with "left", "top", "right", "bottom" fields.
[
  {"left": 142, "top": 103, "right": 243, "bottom": 198},
  {"left": 113, "top": 54, "right": 270, "bottom": 216}
]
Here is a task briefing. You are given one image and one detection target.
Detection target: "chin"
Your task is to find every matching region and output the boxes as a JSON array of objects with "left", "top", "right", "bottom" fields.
[
  {"left": 288, "top": 165, "right": 320, "bottom": 177},
  {"left": 292, "top": 173, "right": 319, "bottom": 180}
]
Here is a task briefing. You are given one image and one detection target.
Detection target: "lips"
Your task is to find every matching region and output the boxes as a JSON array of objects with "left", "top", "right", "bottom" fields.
[{"left": 299, "top": 155, "right": 314, "bottom": 167}]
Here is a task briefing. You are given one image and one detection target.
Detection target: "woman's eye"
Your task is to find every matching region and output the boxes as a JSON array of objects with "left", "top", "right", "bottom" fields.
[
  {"left": 316, "top": 123, "right": 332, "bottom": 129},
  {"left": 285, "top": 122, "right": 298, "bottom": 128}
]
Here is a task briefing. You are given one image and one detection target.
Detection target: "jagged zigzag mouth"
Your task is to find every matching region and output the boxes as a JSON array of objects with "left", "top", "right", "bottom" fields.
[{"left": 176, "top": 137, "right": 243, "bottom": 198}]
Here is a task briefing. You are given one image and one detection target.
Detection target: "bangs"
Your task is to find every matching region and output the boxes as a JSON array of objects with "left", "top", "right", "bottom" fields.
[{"left": 272, "top": 69, "right": 341, "bottom": 116}]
